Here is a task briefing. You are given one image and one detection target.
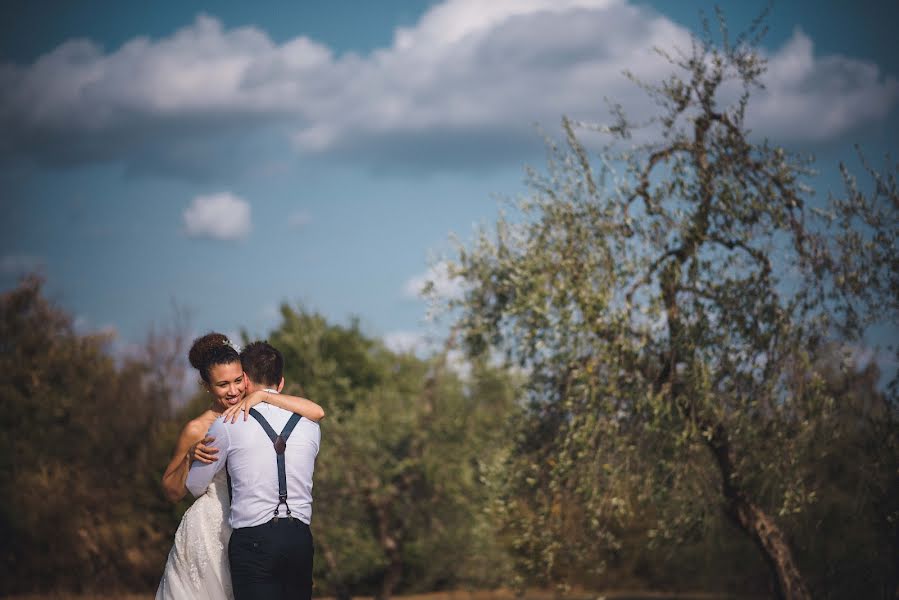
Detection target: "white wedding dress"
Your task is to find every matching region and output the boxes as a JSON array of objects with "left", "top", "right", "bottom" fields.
[{"left": 156, "top": 469, "right": 234, "bottom": 599}]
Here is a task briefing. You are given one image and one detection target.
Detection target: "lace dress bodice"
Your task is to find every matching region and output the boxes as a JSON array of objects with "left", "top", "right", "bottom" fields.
[{"left": 156, "top": 469, "right": 233, "bottom": 599}]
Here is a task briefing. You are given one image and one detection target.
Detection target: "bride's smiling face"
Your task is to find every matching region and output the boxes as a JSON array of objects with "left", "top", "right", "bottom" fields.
[{"left": 206, "top": 361, "right": 247, "bottom": 410}]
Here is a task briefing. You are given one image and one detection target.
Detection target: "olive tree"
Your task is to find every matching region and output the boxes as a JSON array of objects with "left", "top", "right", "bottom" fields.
[{"left": 446, "top": 16, "right": 897, "bottom": 600}]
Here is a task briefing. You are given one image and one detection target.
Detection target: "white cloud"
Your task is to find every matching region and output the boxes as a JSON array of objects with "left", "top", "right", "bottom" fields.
[
  {"left": 1, "top": 2, "right": 895, "bottom": 173},
  {"left": 445, "top": 348, "right": 473, "bottom": 380},
  {"left": 0, "top": 254, "right": 45, "bottom": 274},
  {"left": 403, "top": 261, "right": 466, "bottom": 301},
  {"left": 72, "top": 313, "right": 119, "bottom": 341},
  {"left": 748, "top": 29, "right": 899, "bottom": 141},
  {"left": 382, "top": 331, "right": 473, "bottom": 379},
  {"left": 259, "top": 303, "right": 281, "bottom": 321},
  {"left": 183, "top": 191, "right": 251, "bottom": 240},
  {"left": 383, "top": 330, "right": 432, "bottom": 355},
  {"left": 287, "top": 211, "right": 312, "bottom": 229}
]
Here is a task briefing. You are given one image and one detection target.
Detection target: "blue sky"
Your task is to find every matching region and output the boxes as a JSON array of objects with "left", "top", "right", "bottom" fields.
[{"left": 1, "top": 0, "right": 897, "bottom": 364}]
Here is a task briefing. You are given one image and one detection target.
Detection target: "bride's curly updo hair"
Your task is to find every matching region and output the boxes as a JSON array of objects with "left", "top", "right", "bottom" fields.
[{"left": 188, "top": 332, "right": 241, "bottom": 384}]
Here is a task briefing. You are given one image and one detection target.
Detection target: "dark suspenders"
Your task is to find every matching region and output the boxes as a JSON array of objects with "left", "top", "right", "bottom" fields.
[{"left": 249, "top": 408, "right": 302, "bottom": 521}]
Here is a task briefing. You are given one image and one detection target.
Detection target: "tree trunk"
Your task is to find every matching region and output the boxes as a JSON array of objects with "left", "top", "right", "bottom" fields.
[
  {"left": 368, "top": 494, "right": 404, "bottom": 600},
  {"left": 885, "top": 514, "right": 899, "bottom": 600},
  {"left": 319, "top": 539, "right": 352, "bottom": 600},
  {"left": 707, "top": 425, "right": 811, "bottom": 600},
  {"left": 724, "top": 491, "right": 810, "bottom": 600},
  {"left": 376, "top": 553, "right": 403, "bottom": 600}
]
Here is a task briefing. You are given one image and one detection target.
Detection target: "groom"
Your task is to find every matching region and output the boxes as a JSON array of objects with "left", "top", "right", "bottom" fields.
[{"left": 187, "top": 341, "right": 321, "bottom": 600}]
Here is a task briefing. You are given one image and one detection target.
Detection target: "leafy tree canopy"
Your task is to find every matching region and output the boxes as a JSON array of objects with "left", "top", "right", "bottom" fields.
[{"left": 445, "top": 13, "right": 898, "bottom": 600}]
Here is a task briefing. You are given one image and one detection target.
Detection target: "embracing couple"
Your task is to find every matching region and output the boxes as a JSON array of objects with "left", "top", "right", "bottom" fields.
[{"left": 156, "top": 333, "right": 325, "bottom": 600}]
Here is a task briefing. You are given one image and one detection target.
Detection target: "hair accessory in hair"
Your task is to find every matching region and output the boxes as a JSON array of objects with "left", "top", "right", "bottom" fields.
[{"left": 224, "top": 338, "right": 242, "bottom": 353}]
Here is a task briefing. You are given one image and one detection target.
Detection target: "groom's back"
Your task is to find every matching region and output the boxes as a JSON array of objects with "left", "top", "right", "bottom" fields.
[{"left": 223, "top": 402, "right": 320, "bottom": 528}]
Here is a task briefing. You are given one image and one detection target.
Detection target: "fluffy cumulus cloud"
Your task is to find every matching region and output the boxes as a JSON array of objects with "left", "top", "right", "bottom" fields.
[
  {"left": 1, "top": 0, "right": 896, "bottom": 174},
  {"left": 748, "top": 29, "right": 899, "bottom": 140},
  {"left": 183, "top": 191, "right": 251, "bottom": 240}
]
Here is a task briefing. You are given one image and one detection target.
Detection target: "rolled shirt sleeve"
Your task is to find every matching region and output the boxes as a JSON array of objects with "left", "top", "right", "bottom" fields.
[{"left": 186, "top": 418, "right": 230, "bottom": 497}]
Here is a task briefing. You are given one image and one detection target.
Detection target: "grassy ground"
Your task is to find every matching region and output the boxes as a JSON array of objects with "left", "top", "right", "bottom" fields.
[{"left": 6, "top": 590, "right": 764, "bottom": 600}]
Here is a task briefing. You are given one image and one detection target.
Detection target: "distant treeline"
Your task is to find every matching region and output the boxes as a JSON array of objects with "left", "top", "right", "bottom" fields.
[
  {"left": 1, "top": 277, "right": 896, "bottom": 598},
  {"left": 0, "top": 276, "right": 519, "bottom": 598}
]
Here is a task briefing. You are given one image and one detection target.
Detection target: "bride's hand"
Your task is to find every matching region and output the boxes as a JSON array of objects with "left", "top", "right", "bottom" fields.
[
  {"left": 221, "top": 390, "right": 268, "bottom": 424},
  {"left": 188, "top": 436, "right": 218, "bottom": 464}
]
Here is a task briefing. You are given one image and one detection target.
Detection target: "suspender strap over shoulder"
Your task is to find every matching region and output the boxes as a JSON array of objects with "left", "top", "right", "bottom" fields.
[{"left": 249, "top": 408, "right": 302, "bottom": 520}]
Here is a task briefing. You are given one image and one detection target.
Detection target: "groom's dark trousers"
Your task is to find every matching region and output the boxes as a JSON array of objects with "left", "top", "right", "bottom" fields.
[{"left": 229, "top": 518, "right": 314, "bottom": 600}]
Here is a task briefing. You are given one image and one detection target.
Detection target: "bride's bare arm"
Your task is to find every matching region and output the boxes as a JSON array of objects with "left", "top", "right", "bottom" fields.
[
  {"left": 161, "top": 420, "right": 217, "bottom": 502},
  {"left": 222, "top": 390, "right": 325, "bottom": 424},
  {"left": 265, "top": 392, "right": 325, "bottom": 421}
]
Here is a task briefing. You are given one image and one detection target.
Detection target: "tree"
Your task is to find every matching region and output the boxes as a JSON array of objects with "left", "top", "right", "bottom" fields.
[
  {"left": 264, "top": 306, "right": 518, "bottom": 599},
  {"left": 787, "top": 345, "right": 899, "bottom": 598},
  {"left": 0, "top": 276, "right": 185, "bottom": 594},
  {"left": 446, "top": 14, "right": 897, "bottom": 600}
]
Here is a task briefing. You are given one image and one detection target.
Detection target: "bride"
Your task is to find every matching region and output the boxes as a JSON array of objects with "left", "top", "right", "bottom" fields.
[{"left": 155, "top": 333, "right": 324, "bottom": 599}]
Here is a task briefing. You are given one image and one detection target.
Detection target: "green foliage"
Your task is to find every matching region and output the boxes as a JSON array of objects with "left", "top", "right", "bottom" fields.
[
  {"left": 446, "top": 14, "right": 898, "bottom": 599},
  {"left": 0, "top": 280, "right": 520, "bottom": 597},
  {"left": 263, "top": 305, "right": 520, "bottom": 598},
  {"left": 784, "top": 348, "right": 899, "bottom": 598},
  {"left": 0, "top": 276, "right": 184, "bottom": 594}
]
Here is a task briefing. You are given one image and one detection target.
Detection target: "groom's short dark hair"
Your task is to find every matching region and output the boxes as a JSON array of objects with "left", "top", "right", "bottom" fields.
[{"left": 240, "top": 341, "right": 284, "bottom": 387}]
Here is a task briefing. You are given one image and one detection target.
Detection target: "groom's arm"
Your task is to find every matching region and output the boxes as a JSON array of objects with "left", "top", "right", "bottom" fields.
[{"left": 186, "top": 418, "right": 231, "bottom": 497}]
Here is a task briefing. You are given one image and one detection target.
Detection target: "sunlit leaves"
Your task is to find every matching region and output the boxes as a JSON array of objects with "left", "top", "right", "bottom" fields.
[{"left": 447, "top": 11, "right": 897, "bottom": 594}]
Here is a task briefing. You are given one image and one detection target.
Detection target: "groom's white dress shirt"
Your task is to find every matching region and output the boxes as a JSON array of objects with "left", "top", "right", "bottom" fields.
[{"left": 186, "top": 399, "right": 320, "bottom": 528}]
